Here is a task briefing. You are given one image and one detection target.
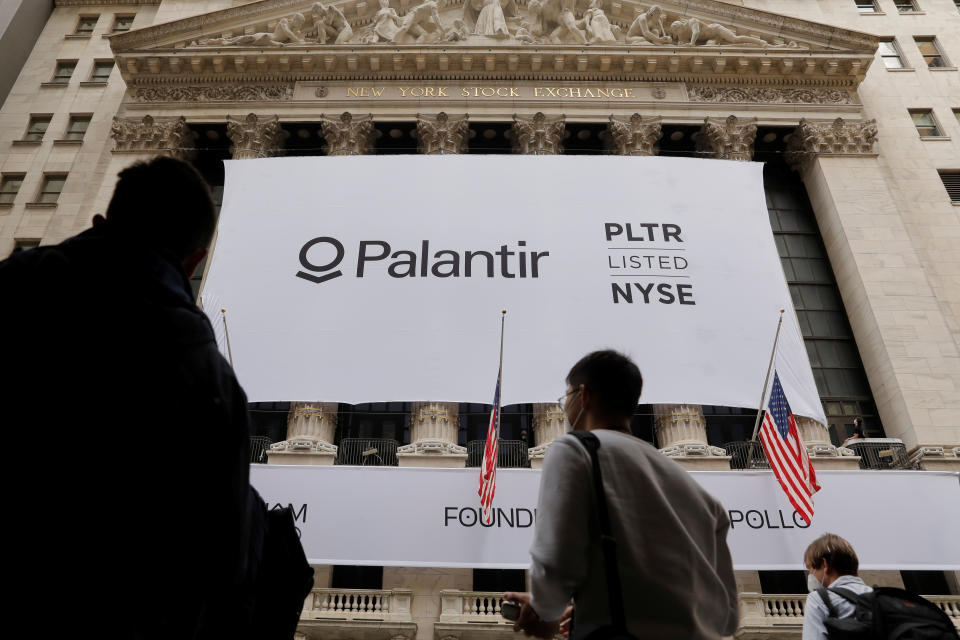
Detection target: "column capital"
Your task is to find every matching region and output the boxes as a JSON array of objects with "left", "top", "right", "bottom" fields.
[
  {"left": 607, "top": 114, "right": 662, "bottom": 156},
  {"left": 511, "top": 112, "right": 566, "bottom": 155},
  {"left": 416, "top": 112, "right": 469, "bottom": 155},
  {"left": 398, "top": 402, "right": 466, "bottom": 460},
  {"left": 110, "top": 115, "right": 197, "bottom": 162},
  {"left": 226, "top": 113, "right": 286, "bottom": 159},
  {"left": 268, "top": 401, "right": 338, "bottom": 464},
  {"left": 785, "top": 117, "right": 879, "bottom": 170},
  {"left": 694, "top": 115, "right": 758, "bottom": 161},
  {"left": 320, "top": 112, "right": 378, "bottom": 156}
]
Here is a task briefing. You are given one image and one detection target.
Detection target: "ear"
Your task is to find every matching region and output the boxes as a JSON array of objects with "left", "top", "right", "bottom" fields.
[
  {"left": 182, "top": 247, "right": 208, "bottom": 278},
  {"left": 91, "top": 214, "right": 106, "bottom": 227}
]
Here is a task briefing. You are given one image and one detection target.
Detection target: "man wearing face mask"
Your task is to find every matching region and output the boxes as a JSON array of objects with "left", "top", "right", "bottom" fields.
[
  {"left": 505, "top": 350, "right": 738, "bottom": 639},
  {"left": 802, "top": 533, "right": 872, "bottom": 640}
]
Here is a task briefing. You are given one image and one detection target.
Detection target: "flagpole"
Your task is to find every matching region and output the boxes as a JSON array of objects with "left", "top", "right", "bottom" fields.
[
  {"left": 496, "top": 309, "right": 506, "bottom": 435},
  {"left": 221, "top": 308, "right": 235, "bottom": 369},
  {"left": 750, "top": 309, "right": 785, "bottom": 441}
]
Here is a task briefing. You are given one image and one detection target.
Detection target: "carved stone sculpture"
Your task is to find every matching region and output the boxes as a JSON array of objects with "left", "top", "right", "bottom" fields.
[
  {"left": 583, "top": 0, "right": 617, "bottom": 44},
  {"left": 511, "top": 112, "right": 566, "bottom": 155},
  {"left": 666, "top": 17, "right": 773, "bottom": 47},
  {"left": 310, "top": 2, "right": 353, "bottom": 44},
  {"left": 472, "top": 0, "right": 510, "bottom": 37},
  {"left": 463, "top": 0, "right": 518, "bottom": 33},
  {"left": 367, "top": 0, "right": 403, "bottom": 43},
  {"left": 417, "top": 112, "right": 470, "bottom": 154},
  {"left": 607, "top": 114, "right": 662, "bottom": 156},
  {"left": 110, "top": 115, "right": 197, "bottom": 162},
  {"left": 226, "top": 113, "right": 286, "bottom": 159},
  {"left": 694, "top": 115, "right": 758, "bottom": 161},
  {"left": 785, "top": 118, "right": 879, "bottom": 169},
  {"left": 625, "top": 5, "right": 671, "bottom": 45},
  {"left": 320, "top": 112, "right": 378, "bottom": 155},
  {"left": 196, "top": 13, "right": 306, "bottom": 46},
  {"left": 391, "top": 0, "right": 445, "bottom": 44}
]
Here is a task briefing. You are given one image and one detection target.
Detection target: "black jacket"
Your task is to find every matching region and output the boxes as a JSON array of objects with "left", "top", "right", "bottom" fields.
[{"left": 0, "top": 227, "right": 255, "bottom": 637}]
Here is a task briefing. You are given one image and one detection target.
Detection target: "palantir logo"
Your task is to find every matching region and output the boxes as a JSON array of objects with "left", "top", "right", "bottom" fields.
[{"left": 296, "top": 236, "right": 345, "bottom": 283}]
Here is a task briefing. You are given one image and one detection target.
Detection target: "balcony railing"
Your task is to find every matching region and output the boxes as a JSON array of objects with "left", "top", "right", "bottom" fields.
[
  {"left": 929, "top": 596, "right": 960, "bottom": 625},
  {"left": 250, "top": 436, "right": 271, "bottom": 464},
  {"left": 466, "top": 440, "right": 531, "bottom": 468},
  {"left": 335, "top": 438, "right": 399, "bottom": 466},
  {"left": 439, "top": 590, "right": 512, "bottom": 623},
  {"left": 845, "top": 438, "right": 914, "bottom": 470},
  {"left": 724, "top": 441, "right": 770, "bottom": 470},
  {"left": 302, "top": 588, "right": 412, "bottom": 621}
]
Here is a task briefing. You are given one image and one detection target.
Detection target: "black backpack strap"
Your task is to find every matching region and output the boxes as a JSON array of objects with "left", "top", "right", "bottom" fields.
[
  {"left": 829, "top": 587, "right": 871, "bottom": 609},
  {"left": 568, "top": 431, "right": 626, "bottom": 632},
  {"left": 817, "top": 588, "right": 838, "bottom": 618}
]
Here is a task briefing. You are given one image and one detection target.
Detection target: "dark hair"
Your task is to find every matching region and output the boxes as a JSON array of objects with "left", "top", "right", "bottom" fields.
[
  {"left": 804, "top": 533, "right": 859, "bottom": 576},
  {"left": 566, "top": 350, "right": 643, "bottom": 419},
  {"left": 105, "top": 156, "right": 216, "bottom": 259}
]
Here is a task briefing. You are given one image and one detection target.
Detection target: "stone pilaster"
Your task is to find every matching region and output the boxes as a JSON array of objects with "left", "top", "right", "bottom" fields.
[
  {"left": 110, "top": 115, "right": 198, "bottom": 162},
  {"left": 267, "top": 402, "right": 338, "bottom": 465},
  {"left": 785, "top": 118, "right": 878, "bottom": 171},
  {"left": 529, "top": 403, "right": 567, "bottom": 469},
  {"left": 795, "top": 415, "right": 861, "bottom": 470},
  {"left": 397, "top": 402, "right": 466, "bottom": 468},
  {"left": 226, "top": 113, "right": 286, "bottom": 159},
  {"left": 607, "top": 114, "right": 662, "bottom": 156},
  {"left": 416, "top": 113, "right": 469, "bottom": 155},
  {"left": 654, "top": 404, "right": 730, "bottom": 470},
  {"left": 320, "top": 112, "right": 378, "bottom": 156},
  {"left": 510, "top": 113, "right": 566, "bottom": 155},
  {"left": 694, "top": 115, "right": 758, "bottom": 161}
]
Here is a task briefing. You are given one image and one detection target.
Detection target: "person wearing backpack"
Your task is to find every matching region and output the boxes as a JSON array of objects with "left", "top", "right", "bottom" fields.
[{"left": 803, "top": 533, "right": 959, "bottom": 640}]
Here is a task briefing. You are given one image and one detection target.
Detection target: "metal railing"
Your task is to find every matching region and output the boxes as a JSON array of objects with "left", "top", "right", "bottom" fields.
[
  {"left": 724, "top": 441, "right": 770, "bottom": 470},
  {"left": 250, "top": 436, "right": 271, "bottom": 464},
  {"left": 335, "top": 438, "right": 399, "bottom": 466},
  {"left": 466, "top": 439, "right": 531, "bottom": 468},
  {"left": 845, "top": 438, "right": 914, "bottom": 470}
]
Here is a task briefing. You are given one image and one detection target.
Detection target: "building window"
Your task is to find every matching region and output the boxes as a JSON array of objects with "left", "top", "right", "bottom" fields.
[
  {"left": 13, "top": 239, "right": 40, "bottom": 252},
  {"left": 855, "top": 0, "right": 879, "bottom": 13},
  {"left": 331, "top": 565, "right": 383, "bottom": 590},
  {"left": 65, "top": 115, "right": 92, "bottom": 141},
  {"left": 878, "top": 39, "right": 906, "bottom": 68},
  {"left": 910, "top": 110, "right": 943, "bottom": 137},
  {"left": 759, "top": 571, "right": 807, "bottom": 594},
  {"left": 90, "top": 61, "right": 113, "bottom": 82},
  {"left": 74, "top": 15, "right": 98, "bottom": 35},
  {"left": 893, "top": 0, "right": 919, "bottom": 11},
  {"left": 473, "top": 569, "right": 526, "bottom": 593},
  {"left": 24, "top": 115, "right": 52, "bottom": 141},
  {"left": 111, "top": 14, "right": 135, "bottom": 32},
  {"left": 954, "top": 108, "right": 960, "bottom": 125},
  {"left": 0, "top": 174, "right": 25, "bottom": 204},
  {"left": 914, "top": 37, "right": 947, "bottom": 68},
  {"left": 51, "top": 60, "right": 77, "bottom": 84},
  {"left": 37, "top": 174, "right": 67, "bottom": 204},
  {"left": 939, "top": 171, "right": 960, "bottom": 203}
]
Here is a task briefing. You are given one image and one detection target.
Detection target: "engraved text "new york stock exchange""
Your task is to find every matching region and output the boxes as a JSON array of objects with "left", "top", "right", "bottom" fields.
[{"left": 343, "top": 86, "right": 638, "bottom": 99}]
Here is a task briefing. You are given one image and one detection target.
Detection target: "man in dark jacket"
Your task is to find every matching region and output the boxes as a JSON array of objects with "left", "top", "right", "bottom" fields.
[{"left": 1, "top": 157, "right": 257, "bottom": 637}]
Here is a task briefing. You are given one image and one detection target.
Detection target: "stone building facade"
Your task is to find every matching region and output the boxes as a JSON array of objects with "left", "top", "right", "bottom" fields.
[{"left": 1, "top": 0, "right": 958, "bottom": 638}]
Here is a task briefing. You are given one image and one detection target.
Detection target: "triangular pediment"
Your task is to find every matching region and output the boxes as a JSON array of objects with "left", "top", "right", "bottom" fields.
[{"left": 109, "top": 0, "right": 877, "bottom": 84}]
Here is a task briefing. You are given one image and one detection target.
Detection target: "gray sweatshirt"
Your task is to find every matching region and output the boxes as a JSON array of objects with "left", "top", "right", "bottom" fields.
[{"left": 529, "top": 429, "right": 739, "bottom": 640}]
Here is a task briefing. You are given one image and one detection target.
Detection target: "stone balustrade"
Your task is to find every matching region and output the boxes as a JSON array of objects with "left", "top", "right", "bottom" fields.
[
  {"left": 301, "top": 588, "right": 413, "bottom": 621},
  {"left": 439, "top": 590, "right": 512, "bottom": 624},
  {"left": 929, "top": 596, "right": 960, "bottom": 626}
]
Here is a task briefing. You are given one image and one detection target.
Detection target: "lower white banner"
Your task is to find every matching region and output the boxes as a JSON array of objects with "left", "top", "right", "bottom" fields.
[{"left": 251, "top": 465, "right": 960, "bottom": 571}]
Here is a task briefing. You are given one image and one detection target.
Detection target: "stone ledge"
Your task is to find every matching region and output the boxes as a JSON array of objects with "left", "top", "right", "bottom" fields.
[{"left": 11, "top": 140, "right": 42, "bottom": 146}]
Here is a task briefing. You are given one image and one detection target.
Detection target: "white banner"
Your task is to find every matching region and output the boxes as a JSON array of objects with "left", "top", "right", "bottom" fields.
[
  {"left": 251, "top": 465, "right": 960, "bottom": 571},
  {"left": 206, "top": 155, "right": 824, "bottom": 422}
]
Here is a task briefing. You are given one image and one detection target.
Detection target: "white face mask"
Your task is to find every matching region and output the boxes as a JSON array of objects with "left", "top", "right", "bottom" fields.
[
  {"left": 564, "top": 389, "right": 584, "bottom": 433},
  {"left": 807, "top": 571, "right": 823, "bottom": 593}
]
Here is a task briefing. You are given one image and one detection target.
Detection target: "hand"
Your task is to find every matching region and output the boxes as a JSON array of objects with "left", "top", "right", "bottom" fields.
[
  {"left": 504, "top": 592, "right": 561, "bottom": 639},
  {"left": 558, "top": 602, "right": 574, "bottom": 639}
]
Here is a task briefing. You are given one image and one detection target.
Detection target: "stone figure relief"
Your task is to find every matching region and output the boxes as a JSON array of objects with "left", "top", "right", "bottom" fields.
[{"left": 186, "top": 0, "right": 806, "bottom": 48}]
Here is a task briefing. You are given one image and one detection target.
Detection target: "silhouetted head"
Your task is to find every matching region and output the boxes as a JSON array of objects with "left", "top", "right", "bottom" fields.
[{"left": 564, "top": 350, "right": 643, "bottom": 429}]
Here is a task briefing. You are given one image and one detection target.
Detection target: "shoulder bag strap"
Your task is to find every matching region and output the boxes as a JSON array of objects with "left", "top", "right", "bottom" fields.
[
  {"left": 817, "top": 587, "right": 838, "bottom": 618},
  {"left": 569, "top": 431, "right": 627, "bottom": 632}
]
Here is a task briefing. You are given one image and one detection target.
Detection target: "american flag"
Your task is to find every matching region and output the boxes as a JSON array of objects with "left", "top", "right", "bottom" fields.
[
  {"left": 758, "top": 372, "right": 821, "bottom": 525},
  {"left": 478, "top": 368, "right": 502, "bottom": 525}
]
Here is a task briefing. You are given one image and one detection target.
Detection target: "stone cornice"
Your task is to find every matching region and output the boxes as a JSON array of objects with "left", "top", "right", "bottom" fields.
[{"left": 57, "top": 0, "right": 159, "bottom": 6}]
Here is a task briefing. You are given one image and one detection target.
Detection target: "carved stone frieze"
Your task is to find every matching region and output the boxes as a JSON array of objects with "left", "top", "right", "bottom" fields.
[
  {"left": 694, "top": 115, "right": 758, "bottom": 161},
  {"left": 687, "top": 86, "right": 853, "bottom": 105},
  {"left": 607, "top": 114, "right": 662, "bottom": 156},
  {"left": 416, "top": 112, "right": 469, "bottom": 154},
  {"left": 320, "top": 112, "right": 378, "bottom": 155},
  {"left": 133, "top": 85, "right": 294, "bottom": 103},
  {"left": 511, "top": 112, "right": 566, "bottom": 155},
  {"left": 110, "top": 115, "right": 197, "bottom": 162},
  {"left": 785, "top": 117, "right": 879, "bottom": 168},
  {"left": 226, "top": 113, "right": 287, "bottom": 159}
]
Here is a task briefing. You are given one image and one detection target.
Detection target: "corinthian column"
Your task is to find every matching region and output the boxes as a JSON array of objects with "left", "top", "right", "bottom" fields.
[
  {"left": 416, "top": 113, "right": 469, "bottom": 154},
  {"left": 511, "top": 113, "right": 566, "bottom": 155},
  {"left": 110, "top": 115, "right": 198, "bottom": 162},
  {"left": 398, "top": 402, "right": 467, "bottom": 468},
  {"left": 268, "top": 402, "right": 338, "bottom": 465},
  {"left": 694, "top": 115, "right": 758, "bottom": 161},
  {"left": 654, "top": 404, "right": 730, "bottom": 470},
  {"left": 528, "top": 403, "right": 568, "bottom": 469},
  {"left": 320, "top": 112, "right": 378, "bottom": 155},
  {"left": 226, "top": 113, "right": 286, "bottom": 159},
  {"left": 607, "top": 114, "right": 662, "bottom": 156},
  {"left": 784, "top": 117, "right": 878, "bottom": 171}
]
